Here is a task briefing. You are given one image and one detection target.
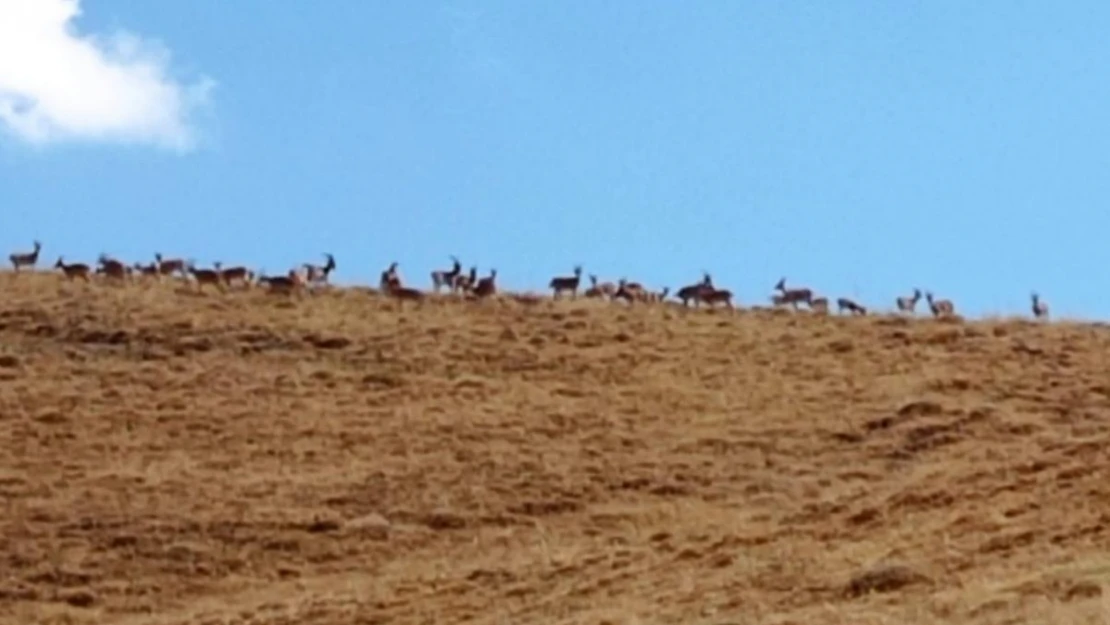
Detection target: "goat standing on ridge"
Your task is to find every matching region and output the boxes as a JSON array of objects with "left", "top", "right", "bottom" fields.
[
  {"left": 258, "top": 269, "right": 304, "bottom": 296},
  {"left": 218, "top": 263, "right": 255, "bottom": 289},
  {"left": 453, "top": 266, "right": 478, "bottom": 294},
  {"left": 430, "top": 256, "right": 462, "bottom": 293},
  {"left": 896, "top": 288, "right": 922, "bottom": 314},
  {"left": 10, "top": 240, "right": 42, "bottom": 273},
  {"left": 1031, "top": 292, "right": 1049, "bottom": 320},
  {"left": 700, "top": 282, "right": 735, "bottom": 310},
  {"left": 154, "top": 253, "right": 188, "bottom": 279},
  {"left": 303, "top": 253, "right": 336, "bottom": 287},
  {"left": 133, "top": 262, "right": 160, "bottom": 282},
  {"left": 55, "top": 257, "right": 91, "bottom": 281},
  {"left": 97, "top": 254, "right": 130, "bottom": 283},
  {"left": 188, "top": 261, "right": 225, "bottom": 292},
  {"left": 379, "top": 262, "right": 401, "bottom": 292},
  {"left": 648, "top": 287, "right": 670, "bottom": 303},
  {"left": 676, "top": 272, "right": 713, "bottom": 307},
  {"left": 549, "top": 265, "right": 583, "bottom": 299},
  {"left": 926, "top": 291, "right": 955, "bottom": 318},
  {"left": 471, "top": 269, "right": 498, "bottom": 299},
  {"left": 774, "top": 277, "right": 813, "bottom": 311}
]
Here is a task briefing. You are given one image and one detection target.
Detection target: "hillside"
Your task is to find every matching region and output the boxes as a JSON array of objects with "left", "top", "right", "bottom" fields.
[{"left": 2, "top": 271, "right": 1110, "bottom": 625}]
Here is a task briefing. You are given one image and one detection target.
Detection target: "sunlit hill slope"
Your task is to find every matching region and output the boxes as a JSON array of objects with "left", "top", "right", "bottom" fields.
[{"left": 3, "top": 270, "right": 1110, "bottom": 625}]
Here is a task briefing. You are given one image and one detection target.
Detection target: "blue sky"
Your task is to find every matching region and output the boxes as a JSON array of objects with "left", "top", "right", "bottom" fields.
[{"left": 2, "top": 1, "right": 1109, "bottom": 319}]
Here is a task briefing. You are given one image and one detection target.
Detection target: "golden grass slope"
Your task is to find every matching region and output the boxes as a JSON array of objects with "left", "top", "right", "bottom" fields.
[{"left": 2, "top": 271, "right": 1110, "bottom": 624}]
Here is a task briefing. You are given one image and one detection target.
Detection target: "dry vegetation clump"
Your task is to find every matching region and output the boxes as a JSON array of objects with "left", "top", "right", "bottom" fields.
[{"left": 1, "top": 271, "right": 1110, "bottom": 624}]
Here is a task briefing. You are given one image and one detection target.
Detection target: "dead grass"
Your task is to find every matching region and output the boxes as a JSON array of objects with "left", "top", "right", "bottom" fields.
[{"left": 1, "top": 270, "right": 1109, "bottom": 624}]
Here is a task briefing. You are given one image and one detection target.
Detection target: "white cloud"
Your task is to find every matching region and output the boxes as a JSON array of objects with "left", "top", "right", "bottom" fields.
[{"left": 0, "top": 0, "right": 214, "bottom": 152}]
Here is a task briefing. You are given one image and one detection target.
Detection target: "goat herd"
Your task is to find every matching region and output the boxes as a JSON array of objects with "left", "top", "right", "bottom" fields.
[{"left": 7, "top": 241, "right": 1052, "bottom": 320}]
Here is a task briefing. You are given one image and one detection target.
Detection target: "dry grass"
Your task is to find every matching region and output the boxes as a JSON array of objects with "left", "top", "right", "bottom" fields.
[{"left": 1, "top": 270, "right": 1109, "bottom": 624}]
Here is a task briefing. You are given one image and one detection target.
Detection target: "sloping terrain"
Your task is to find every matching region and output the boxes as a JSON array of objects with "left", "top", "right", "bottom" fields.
[{"left": 2, "top": 271, "right": 1110, "bottom": 625}]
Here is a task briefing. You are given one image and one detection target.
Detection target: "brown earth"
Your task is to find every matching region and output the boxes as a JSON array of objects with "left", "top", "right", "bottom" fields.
[{"left": 2, "top": 271, "right": 1110, "bottom": 624}]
